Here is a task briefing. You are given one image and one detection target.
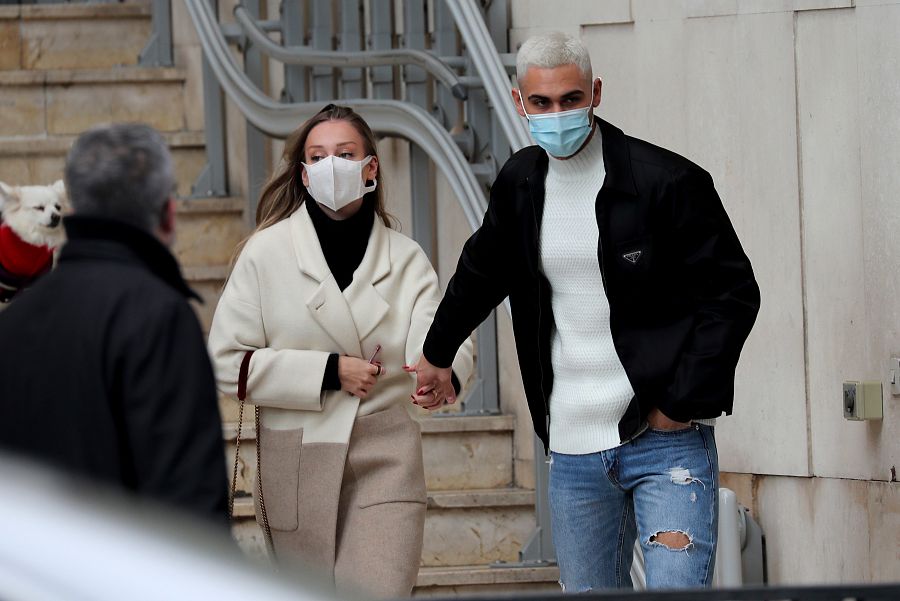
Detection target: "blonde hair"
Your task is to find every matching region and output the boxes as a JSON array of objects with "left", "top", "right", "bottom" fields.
[{"left": 516, "top": 31, "right": 593, "bottom": 83}]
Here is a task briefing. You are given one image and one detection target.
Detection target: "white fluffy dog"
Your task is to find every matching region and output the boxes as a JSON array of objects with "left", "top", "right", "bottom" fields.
[
  {"left": 0, "top": 181, "right": 68, "bottom": 248},
  {"left": 0, "top": 180, "right": 69, "bottom": 302}
]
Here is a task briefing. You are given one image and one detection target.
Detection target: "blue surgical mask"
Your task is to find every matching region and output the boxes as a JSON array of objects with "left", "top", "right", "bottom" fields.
[{"left": 520, "top": 85, "right": 595, "bottom": 158}]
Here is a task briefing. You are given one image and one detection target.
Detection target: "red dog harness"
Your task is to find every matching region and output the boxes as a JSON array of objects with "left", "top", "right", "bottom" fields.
[{"left": 0, "top": 222, "right": 54, "bottom": 302}]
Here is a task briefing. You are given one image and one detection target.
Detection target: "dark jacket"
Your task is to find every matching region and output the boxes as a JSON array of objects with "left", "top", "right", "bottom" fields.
[
  {"left": 423, "top": 118, "right": 761, "bottom": 450},
  {"left": 0, "top": 216, "right": 228, "bottom": 524}
]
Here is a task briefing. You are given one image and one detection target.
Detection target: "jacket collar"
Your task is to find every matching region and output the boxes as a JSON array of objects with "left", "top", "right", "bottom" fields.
[
  {"left": 61, "top": 216, "right": 200, "bottom": 302},
  {"left": 596, "top": 117, "right": 638, "bottom": 197},
  {"left": 520, "top": 116, "right": 638, "bottom": 197},
  {"left": 289, "top": 205, "right": 391, "bottom": 356}
]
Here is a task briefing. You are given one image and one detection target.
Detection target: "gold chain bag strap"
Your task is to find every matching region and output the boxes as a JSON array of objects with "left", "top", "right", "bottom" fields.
[{"left": 229, "top": 350, "right": 275, "bottom": 557}]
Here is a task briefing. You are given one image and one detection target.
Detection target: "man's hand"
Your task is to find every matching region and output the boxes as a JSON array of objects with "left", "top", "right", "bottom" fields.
[
  {"left": 647, "top": 407, "right": 692, "bottom": 431},
  {"left": 404, "top": 355, "right": 454, "bottom": 410},
  {"left": 338, "top": 356, "right": 384, "bottom": 399}
]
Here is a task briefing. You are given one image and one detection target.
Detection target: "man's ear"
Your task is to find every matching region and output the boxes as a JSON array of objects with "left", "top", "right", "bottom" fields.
[
  {"left": 512, "top": 88, "right": 527, "bottom": 118},
  {"left": 592, "top": 78, "right": 602, "bottom": 108},
  {"left": 156, "top": 197, "right": 177, "bottom": 247}
]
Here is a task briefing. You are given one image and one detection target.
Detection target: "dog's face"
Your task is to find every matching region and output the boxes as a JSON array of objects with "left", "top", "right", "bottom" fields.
[{"left": 0, "top": 180, "right": 68, "bottom": 248}]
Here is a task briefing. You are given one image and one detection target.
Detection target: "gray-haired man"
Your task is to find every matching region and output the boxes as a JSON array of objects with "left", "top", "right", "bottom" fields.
[
  {"left": 411, "top": 32, "right": 760, "bottom": 590},
  {"left": 0, "top": 123, "right": 228, "bottom": 525}
]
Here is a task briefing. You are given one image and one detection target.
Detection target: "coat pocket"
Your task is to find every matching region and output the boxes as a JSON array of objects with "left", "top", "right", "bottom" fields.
[
  {"left": 258, "top": 426, "right": 303, "bottom": 532},
  {"left": 347, "top": 407, "right": 427, "bottom": 509}
]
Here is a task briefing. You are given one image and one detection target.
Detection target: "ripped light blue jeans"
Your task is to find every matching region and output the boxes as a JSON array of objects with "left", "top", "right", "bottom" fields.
[{"left": 549, "top": 423, "right": 718, "bottom": 591}]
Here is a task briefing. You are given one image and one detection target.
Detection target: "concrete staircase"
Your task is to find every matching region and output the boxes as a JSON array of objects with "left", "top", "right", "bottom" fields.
[{"left": 0, "top": 3, "right": 559, "bottom": 595}]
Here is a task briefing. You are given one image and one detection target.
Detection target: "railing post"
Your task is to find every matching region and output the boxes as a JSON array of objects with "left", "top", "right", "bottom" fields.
[
  {"left": 191, "top": 0, "right": 228, "bottom": 199},
  {"left": 432, "top": 0, "right": 460, "bottom": 130},
  {"left": 402, "top": 0, "right": 436, "bottom": 263},
  {"left": 139, "top": 0, "right": 173, "bottom": 68},
  {"left": 485, "top": 0, "right": 511, "bottom": 170},
  {"left": 367, "top": 0, "right": 394, "bottom": 100},
  {"left": 339, "top": 1, "right": 364, "bottom": 98},
  {"left": 243, "top": 0, "right": 267, "bottom": 220},
  {"left": 518, "top": 435, "right": 556, "bottom": 565},
  {"left": 280, "top": 0, "right": 307, "bottom": 103},
  {"left": 310, "top": 0, "right": 334, "bottom": 101}
]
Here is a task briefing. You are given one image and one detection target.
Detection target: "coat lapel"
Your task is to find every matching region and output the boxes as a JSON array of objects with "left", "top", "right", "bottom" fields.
[
  {"left": 290, "top": 207, "right": 363, "bottom": 357},
  {"left": 343, "top": 220, "right": 391, "bottom": 342}
]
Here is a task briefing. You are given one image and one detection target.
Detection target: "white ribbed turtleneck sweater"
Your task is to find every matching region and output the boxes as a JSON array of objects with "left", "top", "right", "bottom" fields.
[{"left": 540, "top": 126, "right": 635, "bottom": 454}]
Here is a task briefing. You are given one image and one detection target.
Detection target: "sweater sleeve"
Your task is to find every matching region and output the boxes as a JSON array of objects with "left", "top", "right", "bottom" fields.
[
  {"left": 322, "top": 353, "right": 341, "bottom": 391},
  {"left": 207, "top": 249, "right": 330, "bottom": 412}
]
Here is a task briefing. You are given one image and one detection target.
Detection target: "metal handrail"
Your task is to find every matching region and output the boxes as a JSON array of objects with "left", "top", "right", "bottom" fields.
[
  {"left": 445, "top": 0, "right": 531, "bottom": 151},
  {"left": 184, "top": 0, "right": 487, "bottom": 233},
  {"left": 233, "top": 5, "right": 468, "bottom": 101}
]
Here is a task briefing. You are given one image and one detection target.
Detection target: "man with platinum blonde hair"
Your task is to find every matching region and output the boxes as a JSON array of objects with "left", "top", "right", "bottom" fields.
[{"left": 412, "top": 31, "right": 760, "bottom": 591}]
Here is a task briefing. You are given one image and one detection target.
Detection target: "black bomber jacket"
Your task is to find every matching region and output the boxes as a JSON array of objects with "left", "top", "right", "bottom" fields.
[{"left": 423, "top": 117, "right": 761, "bottom": 451}]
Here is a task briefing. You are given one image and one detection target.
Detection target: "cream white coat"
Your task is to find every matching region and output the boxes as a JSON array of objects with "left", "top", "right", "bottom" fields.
[{"left": 208, "top": 205, "right": 474, "bottom": 444}]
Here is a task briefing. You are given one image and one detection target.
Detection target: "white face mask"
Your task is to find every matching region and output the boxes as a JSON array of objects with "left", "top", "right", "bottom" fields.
[{"left": 301, "top": 155, "right": 377, "bottom": 212}]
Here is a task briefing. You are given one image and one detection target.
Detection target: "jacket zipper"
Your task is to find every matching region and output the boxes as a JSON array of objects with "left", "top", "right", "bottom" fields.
[
  {"left": 529, "top": 177, "right": 550, "bottom": 422},
  {"left": 595, "top": 191, "right": 609, "bottom": 291},
  {"left": 597, "top": 192, "right": 645, "bottom": 443}
]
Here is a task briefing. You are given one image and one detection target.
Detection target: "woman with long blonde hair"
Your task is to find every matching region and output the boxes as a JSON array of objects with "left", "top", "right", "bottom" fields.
[{"left": 208, "top": 105, "right": 473, "bottom": 597}]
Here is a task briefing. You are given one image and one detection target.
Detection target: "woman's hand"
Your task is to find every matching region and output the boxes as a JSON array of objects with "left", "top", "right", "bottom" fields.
[
  {"left": 404, "top": 355, "right": 455, "bottom": 410},
  {"left": 338, "top": 356, "right": 384, "bottom": 399}
]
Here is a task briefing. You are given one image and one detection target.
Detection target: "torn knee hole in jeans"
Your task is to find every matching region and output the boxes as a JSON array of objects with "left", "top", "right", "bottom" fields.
[{"left": 648, "top": 530, "right": 693, "bottom": 551}]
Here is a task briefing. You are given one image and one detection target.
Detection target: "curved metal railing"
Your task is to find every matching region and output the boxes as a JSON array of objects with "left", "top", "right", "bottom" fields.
[
  {"left": 233, "top": 5, "right": 468, "bottom": 101},
  {"left": 185, "top": 0, "right": 487, "bottom": 231},
  {"left": 446, "top": 0, "right": 531, "bottom": 151}
]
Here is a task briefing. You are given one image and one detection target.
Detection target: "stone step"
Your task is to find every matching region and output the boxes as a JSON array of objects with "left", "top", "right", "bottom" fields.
[
  {"left": 0, "top": 131, "right": 206, "bottom": 198},
  {"left": 222, "top": 414, "right": 515, "bottom": 497},
  {"left": 231, "top": 487, "right": 536, "bottom": 568},
  {"left": 0, "top": 67, "right": 187, "bottom": 137},
  {"left": 0, "top": 3, "right": 152, "bottom": 72},
  {"left": 414, "top": 565, "right": 560, "bottom": 597},
  {"left": 421, "top": 488, "right": 535, "bottom": 567},
  {"left": 173, "top": 197, "right": 247, "bottom": 269}
]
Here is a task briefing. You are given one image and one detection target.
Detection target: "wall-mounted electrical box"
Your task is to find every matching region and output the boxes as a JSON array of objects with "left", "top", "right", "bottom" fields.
[
  {"left": 891, "top": 357, "right": 900, "bottom": 396},
  {"left": 843, "top": 381, "right": 883, "bottom": 421}
]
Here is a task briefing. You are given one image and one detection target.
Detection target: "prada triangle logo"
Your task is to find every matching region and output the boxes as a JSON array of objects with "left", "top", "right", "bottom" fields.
[{"left": 623, "top": 250, "right": 642, "bottom": 264}]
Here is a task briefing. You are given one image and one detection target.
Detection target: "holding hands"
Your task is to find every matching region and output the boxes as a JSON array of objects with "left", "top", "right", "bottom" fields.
[
  {"left": 404, "top": 355, "right": 455, "bottom": 410},
  {"left": 338, "top": 351, "right": 455, "bottom": 409}
]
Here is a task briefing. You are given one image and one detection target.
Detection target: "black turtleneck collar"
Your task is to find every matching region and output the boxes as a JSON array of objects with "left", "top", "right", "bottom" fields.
[
  {"left": 306, "top": 197, "right": 376, "bottom": 291},
  {"left": 61, "top": 215, "right": 200, "bottom": 302}
]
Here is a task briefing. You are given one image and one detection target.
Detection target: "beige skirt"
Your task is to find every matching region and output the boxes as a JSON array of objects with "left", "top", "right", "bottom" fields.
[{"left": 257, "top": 404, "right": 427, "bottom": 598}]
